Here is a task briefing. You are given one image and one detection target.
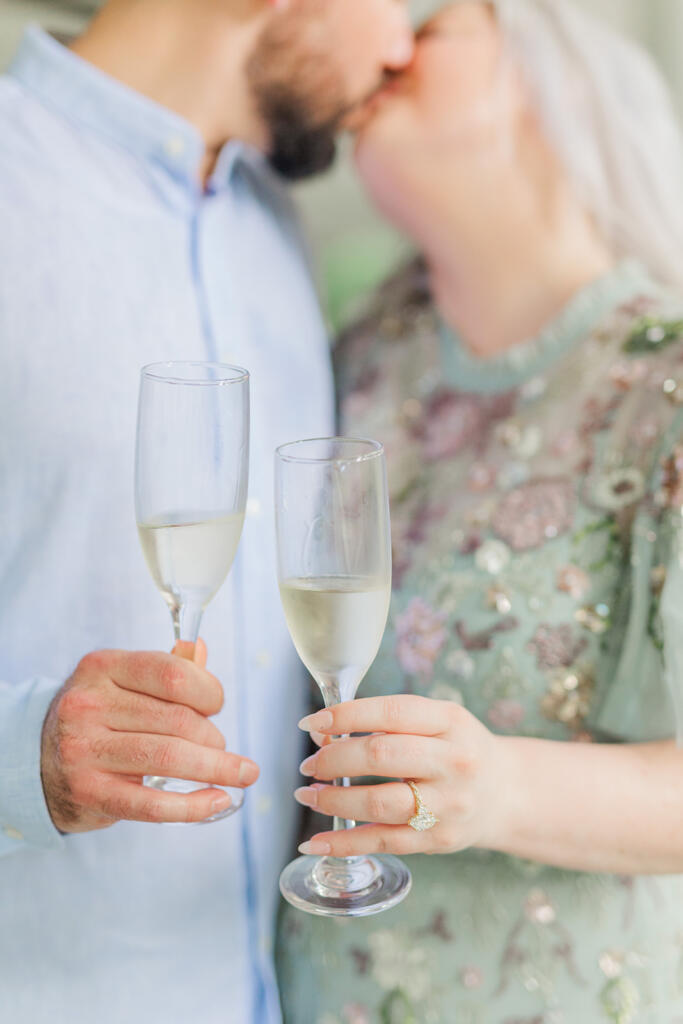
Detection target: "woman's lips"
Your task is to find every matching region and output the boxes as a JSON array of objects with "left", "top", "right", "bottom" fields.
[
  {"left": 344, "top": 74, "right": 411, "bottom": 134},
  {"left": 379, "top": 75, "right": 409, "bottom": 96},
  {"left": 361, "top": 77, "right": 408, "bottom": 118}
]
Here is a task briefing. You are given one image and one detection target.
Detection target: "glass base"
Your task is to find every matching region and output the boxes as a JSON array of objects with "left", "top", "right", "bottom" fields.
[
  {"left": 143, "top": 776, "right": 244, "bottom": 824},
  {"left": 279, "top": 853, "right": 412, "bottom": 918}
]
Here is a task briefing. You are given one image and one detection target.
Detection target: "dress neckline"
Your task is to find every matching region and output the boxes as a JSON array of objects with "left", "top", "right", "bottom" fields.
[{"left": 438, "top": 261, "right": 658, "bottom": 395}]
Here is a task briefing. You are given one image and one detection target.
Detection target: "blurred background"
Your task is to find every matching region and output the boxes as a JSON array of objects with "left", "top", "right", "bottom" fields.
[{"left": 4, "top": 0, "right": 683, "bottom": 328}]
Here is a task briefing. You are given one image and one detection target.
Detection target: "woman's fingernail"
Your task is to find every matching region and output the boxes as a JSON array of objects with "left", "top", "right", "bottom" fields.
[
  {"left": 298, "top": 710, "right": 334, "bottom": 732},
  {"left": 298, "top": 839, "right": 332, "bottom": 856},
  {"left": 299, "top": 754, "right": 319, "bottom": 777},
  {"left": 211, "top": 794, "right": 232, "bottom": 813},
  {"left": 294, "top": 786, "right": 320, "bottom": 809}
]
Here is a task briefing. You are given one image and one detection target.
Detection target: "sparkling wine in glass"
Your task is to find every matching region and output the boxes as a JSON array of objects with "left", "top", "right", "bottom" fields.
[
  {"left": 275, "top": 437, "right": 412, "bottom": 916},
  {"left": 135, "top": 362, "right": 249, "bottom": 823}
]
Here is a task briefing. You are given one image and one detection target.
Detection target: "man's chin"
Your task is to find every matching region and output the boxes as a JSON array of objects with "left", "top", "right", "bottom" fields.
[{"left": 268, "top": 132, "right": 339, "bottom": 181}]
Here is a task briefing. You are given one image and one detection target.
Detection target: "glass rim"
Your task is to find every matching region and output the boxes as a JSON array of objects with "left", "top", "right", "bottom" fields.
[
  {"left": 275, "top": 436, "right": 384, "bottom": 465},
  {"left": 140, "top": 361, "right": 250, "bottom": 386}
]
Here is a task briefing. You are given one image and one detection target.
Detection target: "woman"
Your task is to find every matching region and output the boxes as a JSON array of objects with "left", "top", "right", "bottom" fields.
[{"left": 278, "top": 2, "right": 683, "bottom": 1021}]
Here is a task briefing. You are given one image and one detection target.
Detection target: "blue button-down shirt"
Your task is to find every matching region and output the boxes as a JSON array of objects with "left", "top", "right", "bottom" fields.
[{"left": 0, "top": 27, "right": 333, "bottom": 1024}]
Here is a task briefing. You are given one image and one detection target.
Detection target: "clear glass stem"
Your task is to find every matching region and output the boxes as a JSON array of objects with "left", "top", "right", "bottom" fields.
[
  {"left": 312, "top": 676, "right": 378, "bottom": 898},
  {"left": 318, "top": 676, "right": 358, "bottom": 834},
  {"left": 333, "top": 774, "right": 355, "bottom": 834},
  {"left": 171, "top": 603, "right": 204, "bottom": 646}
]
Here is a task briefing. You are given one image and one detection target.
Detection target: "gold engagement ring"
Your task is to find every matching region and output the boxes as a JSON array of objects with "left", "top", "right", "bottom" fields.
[{"left": 406, "top": 780, "right": 439, "bottom": 832}]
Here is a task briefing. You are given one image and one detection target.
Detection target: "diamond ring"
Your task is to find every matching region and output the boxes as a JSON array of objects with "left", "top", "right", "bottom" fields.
[{"left": 406, "top": 780, "right": 439, "bottom": 832}]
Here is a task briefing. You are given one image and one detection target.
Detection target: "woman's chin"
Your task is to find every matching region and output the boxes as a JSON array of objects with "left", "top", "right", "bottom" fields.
[
  {"left": 352, "top": 125, "right": 388, "bottom": 185},
  {"left": 353, "top": 134, "right": 409, "bottom": 228},
  {"left": 352, "top": 105, "right": 411, "bottom": 172},
  {"left": 344, "top": 97, "right": 387, "bottom": 139}
]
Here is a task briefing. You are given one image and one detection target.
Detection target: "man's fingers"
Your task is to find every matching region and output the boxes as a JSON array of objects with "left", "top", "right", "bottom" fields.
[
  {"left": 299, "top": 695, "right": 455, "bottom": 739},
  {"left": 107, "top": 692, "right": 227, "bottom": 750},
  {"left": 112, "top": 650, "right": 224, "bottom": 717},
  {"left": 172, "top": 641, "right": 196, "bottom": 662},
  {"left": 194, "top": 638, "right": 208, "bottom": 668},
  {"left": 94, "top": 734, "right": 259, "bottom": 788},
  {"left": 172, "top": 638, "right": 208, "bottom": 669},
  {"left": 96, "top": 778, "right": 237, "bottom": 824}
]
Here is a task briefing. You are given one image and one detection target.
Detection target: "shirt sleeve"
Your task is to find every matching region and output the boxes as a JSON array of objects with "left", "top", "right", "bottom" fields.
[{"left": 0, "top": 676, "right": 65, "bottom": 856}]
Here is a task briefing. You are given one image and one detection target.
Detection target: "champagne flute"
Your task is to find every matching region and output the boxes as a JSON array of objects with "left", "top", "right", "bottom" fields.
[
  {"left": 135, "top": 362, "right": 249, "bottom": 823},
  {"left": 275, "top": 437, "right": 412, "bottom": 916}
]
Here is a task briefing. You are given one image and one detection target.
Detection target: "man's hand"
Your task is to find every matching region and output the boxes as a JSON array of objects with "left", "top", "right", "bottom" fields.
[{"left": 41, "top": 643, "right": 259, "bottom": 832}]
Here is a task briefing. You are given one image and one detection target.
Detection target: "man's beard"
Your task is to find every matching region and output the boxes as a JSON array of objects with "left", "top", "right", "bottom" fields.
[
  {"left": 253, "top": 85, "right": 342, "bottom": 181},
  {"left": 245, "top": 15, "right": 350, "bottom": 182}
]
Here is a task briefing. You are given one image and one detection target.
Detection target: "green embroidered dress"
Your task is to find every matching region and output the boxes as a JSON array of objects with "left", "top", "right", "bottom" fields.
[{"left": 277, "top": 262, "right": 683, "bottom": 1024}]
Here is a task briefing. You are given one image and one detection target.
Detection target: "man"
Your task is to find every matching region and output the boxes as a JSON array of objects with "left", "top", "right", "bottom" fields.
[{"left": 0, "top": 1, "right": 413, "bottom": 1021}]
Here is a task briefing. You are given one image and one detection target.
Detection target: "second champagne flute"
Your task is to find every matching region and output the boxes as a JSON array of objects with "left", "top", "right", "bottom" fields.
[
  {"left": 276, "top": 437, "right": 412, "bottom": 916},
  {"left": 135, "top": 361, "right": 249, "bottom": 823}
]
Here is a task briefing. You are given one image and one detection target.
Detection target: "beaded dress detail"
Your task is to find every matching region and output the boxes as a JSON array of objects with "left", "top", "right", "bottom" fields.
[{"left": 278, "top": 262, "right": 683, "bottom": 1024}]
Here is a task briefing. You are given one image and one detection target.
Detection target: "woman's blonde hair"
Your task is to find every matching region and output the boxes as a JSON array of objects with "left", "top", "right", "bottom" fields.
[{"left": 490, "top": 0, "right": 683, "bottom": 290}]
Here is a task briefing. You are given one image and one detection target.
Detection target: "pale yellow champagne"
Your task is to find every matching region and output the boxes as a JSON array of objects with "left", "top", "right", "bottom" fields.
[
  {"left": 279, "top": 576, "right": 390, "bottom": 694},
  {"left": 138, "top": 511, "right": 244, "bottom": 609}
]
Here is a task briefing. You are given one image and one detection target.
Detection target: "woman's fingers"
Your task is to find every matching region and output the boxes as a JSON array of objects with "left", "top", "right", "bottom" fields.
[
  {"left": 310, "top": 730, "right": 333, "bottom": 749},
  {"left": 298, "top": 822, "right": 429, "bottom": 858},
  {"left": 299, "top": 694, "right": 456, "bottom": 739},
  {"left": 295, "top": 781, "right": 433, "bottom": 825},
  {"left": 300, "top": 733, "right": 450, "bottom": 782}
]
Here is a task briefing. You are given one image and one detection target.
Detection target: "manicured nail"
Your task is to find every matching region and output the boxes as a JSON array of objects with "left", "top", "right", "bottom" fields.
[
  {"left": 298, "top": 710, "right": 333, "bottom": 732},
  {"left": 211, "top": 794, "right": 232, "bottom": 814},
  {"left": 294, "top": 786, "right": 320, "bottom": 809},
  {"left": 298, "top": 839, "right": 332, "bottom": 856},
  {"left": 299, "top": 754, "right": 319, "bottom": 777},
  {"left": 239, "top": 760, "right": 258, "bottom": 785}
]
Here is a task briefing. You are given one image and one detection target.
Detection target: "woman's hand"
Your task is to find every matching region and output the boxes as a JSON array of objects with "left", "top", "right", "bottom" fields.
[{"left": 294, "top": 695, "right": 510, "bottom": 857}]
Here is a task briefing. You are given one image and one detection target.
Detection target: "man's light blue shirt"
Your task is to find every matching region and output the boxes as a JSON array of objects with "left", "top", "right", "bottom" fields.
[{"left": 0, "top": 27, "right": 333, "bottom": 1024}]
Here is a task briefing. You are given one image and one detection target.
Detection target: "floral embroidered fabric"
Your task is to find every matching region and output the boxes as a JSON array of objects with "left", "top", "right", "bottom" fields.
[{"left": 277, "top": 262, "right": 683, "bottom": 1024}]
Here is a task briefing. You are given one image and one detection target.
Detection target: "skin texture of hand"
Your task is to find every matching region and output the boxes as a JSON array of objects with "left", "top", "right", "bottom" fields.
[
  {"left": 294, "top": 695, "right": 505, "bottom": 857},
  {"left": 40, "top": 639, "right": 259, "bottom": 833},
  {"left": 296, "top": 696, "right": 683, "bottom": 876}
]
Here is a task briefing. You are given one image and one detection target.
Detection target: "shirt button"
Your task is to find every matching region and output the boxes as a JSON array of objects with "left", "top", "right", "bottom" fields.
[
  {"left": 246, "top": 498, "right": 262, "bottom": 519},
  {"left": 164, "top": 136, "right": 186, "bottom": 159},
  {"left": 255, "top": 650, "right": 271, "bottom": 669},
  {"left": 3, "top": 826, "right": 24, "bottom": 841}
]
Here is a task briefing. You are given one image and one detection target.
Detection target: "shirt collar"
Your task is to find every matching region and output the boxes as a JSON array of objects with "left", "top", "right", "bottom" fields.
[{"left": 8, "top": 25, "right": 262, "bottom": 193}]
